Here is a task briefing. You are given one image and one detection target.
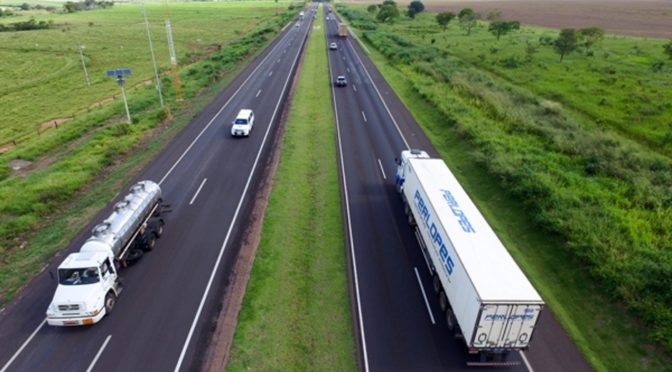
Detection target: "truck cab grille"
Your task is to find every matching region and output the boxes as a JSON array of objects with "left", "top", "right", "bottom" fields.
[{"left": 58, "top": 304, "right": 80, "bottom": 311}]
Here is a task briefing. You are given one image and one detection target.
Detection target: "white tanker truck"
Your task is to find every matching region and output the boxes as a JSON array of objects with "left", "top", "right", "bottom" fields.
[{"left": 46, "top": 180, "right": 165, "bottom": 326}]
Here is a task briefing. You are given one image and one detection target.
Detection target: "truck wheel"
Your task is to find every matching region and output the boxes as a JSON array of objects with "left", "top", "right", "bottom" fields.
[
  {"left": 155, "top": 219, "right": 165, "bottom": 238},
  {"left": 432, "top": 274, "right": 441, "bottom": 294},
  {"left": 144, "top": 234, "right": 156, "bottom": 251},
  {"left": 125, "top": 248, "right": 144, "bottom": 265},
  {"left": 446, "top": 308, "right": 456, "bottom": 332},
  {"left": 439, "top": 291, "right": 448, "bottom": 312},
  {"left": 104, "top": 292, "right": 116, "bottom": 315}
]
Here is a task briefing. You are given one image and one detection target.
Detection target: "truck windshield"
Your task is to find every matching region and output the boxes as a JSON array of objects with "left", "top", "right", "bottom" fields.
[{"left": 58, "top": 268, "right": 100, "bottom": 285}]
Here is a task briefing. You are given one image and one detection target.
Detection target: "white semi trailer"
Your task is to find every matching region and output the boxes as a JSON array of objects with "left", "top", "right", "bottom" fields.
[
  {"left": 46, "top": 180, "right": 165, "bottom": 326},
  {"left": 395, "top": 149, "right": 544, "bottom": 366}
]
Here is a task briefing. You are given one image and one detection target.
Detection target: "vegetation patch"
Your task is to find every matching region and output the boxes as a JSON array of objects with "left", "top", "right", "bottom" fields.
[{"left": 228, "top": 8, "right": 356, "bottom": 371}]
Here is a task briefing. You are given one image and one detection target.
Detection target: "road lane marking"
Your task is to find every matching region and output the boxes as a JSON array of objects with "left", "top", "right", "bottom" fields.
[
  {"left": 256, "top": 89, "right": 262, "bottom": 97},
  {"left": 520, "top": 350, "right": 534, "bottom": 372},
  {"left": 361, "top": 111, "right": 367, "bottom": 123},
  {"left": 157, "top": 18, "right": 292, "bottom": 187},
  {"left": 347, "top": 67, "right": 350, "bottom": 73},
  {"left": 173, "top": 16, "right": 311, "bottom": 372},
  {"left": 377, "top": 158, "right": 386, "bottom": 180},
  {"left": 268, "top": 70, "right": 273, "bottom": 77},
  {"left": 188, "top": 178, "right": 207, "bottom": 205},
  {"left": 1, "top": 319, "right": 46, "bottom": 372},
  {"left": 346, "top": 38, "right": 410, "bottom": 149},
  {"left": 276, "top": 58, "right": 281, "bottom": 63},
  {"left": 414, "top": 267, "right": 436, "bottom": 325},
  {"left": 353, "top": 84, "right": 357, "bottom": 92},
  {"left": 86, "top": 335, "right": 111, "bottom": 372},
  {"left": 328, "top": 32, "right": 370, "bottom": 372}
]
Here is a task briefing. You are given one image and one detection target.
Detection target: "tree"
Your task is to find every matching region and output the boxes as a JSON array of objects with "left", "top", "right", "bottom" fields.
[
  {"left": 554, "top": 28, "right": 578, "bottom": 61},
  {"left": 367, "top": 4, "right": 378, "bottom": 14},
  {"left": 63, "top": 1, "right": 78, "bottom": 13},
  {"left": 377, "top": 2, "right": 400, "bottom": 23},
  {"left": 20, "top": 3, "right": 30, "bottom": 10},
  {"left": 407, "top": 0, "right": 424, "bottom": 19},
  {"left": 436, "top": 11, "right": 455, "bottom": 31},
  {"left": 579, "top": 27, "right": 605, "bottom": 48},
  {"left": 488, "top": 20, "right": 520, "bottom": 40},
  {"left": 664, "top": 40, "right": 672, "bottom": 59},
  {"left": 458, "top": 8, "right": 479, "bottom": 36}
]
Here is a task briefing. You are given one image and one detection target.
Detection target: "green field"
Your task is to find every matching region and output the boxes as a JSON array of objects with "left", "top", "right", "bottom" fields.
[
  {"left": 227, "top": 7, "right": 357, "bottom": 370},
  {"left": 0, "top": 1, "right": 299, "bottom": 306},
  {"left": 337, "top": 3, "right": 672, "bottom": 371}
]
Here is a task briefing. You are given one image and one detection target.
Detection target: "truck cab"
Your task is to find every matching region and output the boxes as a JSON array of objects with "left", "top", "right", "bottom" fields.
[
  {"left": 395, "top": 149, "right": 429, "bottom": 192},
  {"left": 46, "top": 251, "right": 120, "bottom": 326}
]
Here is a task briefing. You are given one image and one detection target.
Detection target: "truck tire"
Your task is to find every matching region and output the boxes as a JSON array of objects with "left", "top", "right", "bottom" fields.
[
  {"left": 432, "top": 274, "right": 441, "bottom": 294},
  {"left": 439, "top": 290, "right": 448, "bottom": 312},
  {"left": 125, "top": 248, "right": 144, "bottom": 265},
  {"left": 446, "top": 308, "right": 456, "bottom": 332},
  {"left": 104, "top": 292, "right": 116, "bottom": 315},
  {"left": 154, "top": 219, "right": 165, "bottom": 238},
  {"left": 143, "top": 234, "right": 156, "bottom": 252}
]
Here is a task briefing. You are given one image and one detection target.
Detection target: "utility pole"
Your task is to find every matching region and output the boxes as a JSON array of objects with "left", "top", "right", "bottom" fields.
[
  {"left": 163, "top": 0, "right": 182, "bottom": 101},
  {"left": 142, "top": 3, "right": 164, "bottom": 108},
  {"left": 79, "top": 45, "right": 90, "bottom": 86}
]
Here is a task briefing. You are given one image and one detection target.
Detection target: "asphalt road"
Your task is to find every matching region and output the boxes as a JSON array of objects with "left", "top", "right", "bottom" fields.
[
  {"left": 325, "top": 8, "right": 591, "bottom": 372},
  {"left": 0, "top": 10, "right": 314, "bottom": 372}
]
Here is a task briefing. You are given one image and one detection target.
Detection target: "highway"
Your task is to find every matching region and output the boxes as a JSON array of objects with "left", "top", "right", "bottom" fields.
[
  {"left": 0, "top": 8, "right": 314, "bottom": 372},
  {"left": 325, "top": 8, "right": 591, "bottom": 372}
]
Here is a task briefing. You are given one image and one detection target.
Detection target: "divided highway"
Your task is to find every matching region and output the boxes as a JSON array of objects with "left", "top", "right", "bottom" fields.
[
  {"left": 0, "top": 9, "right": 314, "bottom": 372},
  {"left": 325, "top": 9, "right": 591, "bottom": 372}
]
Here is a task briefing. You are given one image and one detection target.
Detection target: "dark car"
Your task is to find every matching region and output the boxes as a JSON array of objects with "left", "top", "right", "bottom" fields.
[{"left": 335, "top": 75, "right": 347, "bottom": 87}]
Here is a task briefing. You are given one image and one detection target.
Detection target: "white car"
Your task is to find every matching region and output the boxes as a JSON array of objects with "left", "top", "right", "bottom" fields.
[
  {"left": 329, "top": 42, "right": 337, "bottom": 50},
  {"left": 231, "top": 109, "right": 254, "bottom": 137}
]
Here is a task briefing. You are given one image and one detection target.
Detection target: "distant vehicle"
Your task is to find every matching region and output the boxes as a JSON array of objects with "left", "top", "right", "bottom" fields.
[
  {"left": 231, "top": 109, "right": 254, "bottom": 137},
  {"left": 46, "top": 181, "right": 166, "bottom": 326},
  {"left": 299, "top": 11, "right": 305, "bottom": 20},
  {"left": 395, "top": 149, "right": 544, "bottom": 365},
  {"left": 335, "top": 76, "right": 347, "bottom": 87},
  {"left": 338, "top": 23, "right": 348, "bottom": 38},
  {"left": 329, "top": 42, "right": 337, "bottom": 50},
  {"left": 295, "top": 22, "right": 301, "bottom": 28}
]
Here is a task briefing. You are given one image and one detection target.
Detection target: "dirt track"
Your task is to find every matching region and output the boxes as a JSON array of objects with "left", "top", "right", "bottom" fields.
[{"left": 345, "top": 0, "right": 672, "bottom": 38}]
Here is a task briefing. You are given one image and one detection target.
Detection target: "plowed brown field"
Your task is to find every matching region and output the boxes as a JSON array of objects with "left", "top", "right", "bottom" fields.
[{"left": 344, "top": 0, "right": 672, "bottom": 38}]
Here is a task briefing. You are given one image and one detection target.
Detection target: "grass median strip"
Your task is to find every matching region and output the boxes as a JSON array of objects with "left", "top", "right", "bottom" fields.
[{"left": 227, "top": 7, "right": 356, "bottom": 371}]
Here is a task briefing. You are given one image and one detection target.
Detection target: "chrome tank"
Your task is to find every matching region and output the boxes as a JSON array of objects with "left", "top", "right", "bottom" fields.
[{"left": 85, "top": 180, "right": 162, "bottom": 257}]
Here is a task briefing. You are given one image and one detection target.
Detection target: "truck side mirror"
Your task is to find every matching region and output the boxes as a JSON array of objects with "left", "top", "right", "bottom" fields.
[{"left": 394, "top": 157, "right": 400, "bottom": 165}]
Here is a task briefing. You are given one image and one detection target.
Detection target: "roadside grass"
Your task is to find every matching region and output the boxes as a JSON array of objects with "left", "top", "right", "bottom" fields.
[
  {"left": 0, "top": 1, "right": 284, "bottom": 144},
  {"left": 227, "top": 8, "right": 356, "bottom": 371},
  {"left": 338, "top": 4, "right": 672, "bottom": 371},
  {"left": 0, "top": 3, "right": 299, "bottom": 306}
]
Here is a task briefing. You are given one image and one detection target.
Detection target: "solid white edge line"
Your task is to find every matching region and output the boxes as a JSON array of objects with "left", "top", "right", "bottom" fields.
[
  {"left": 188, "top": 178, "right": 207, "bottom": 206},
  {"left": 519, "top": 350, "right": 534, "bottom": 372},
  {"left": 414, "top": 267, "right": 436, "bottom": 325},
  {"left": 173, "top": 17, "right": 311, "bottom": 372},
  {"left": 86, "top": 334, "right": 111, "bottom": 372},
  {"left": 256, "top": 89, "right": 261, "bottom": 97},
  {"left": 328, "top": 18, "right": 370, "bottom": 372},
  {"left": 0, "top": 318, "right": 46, "bottom": 372},
  {"left": 361, "top": 111, "right": 367, "bottom": 123},
  {"left": 346, "top": 37, "right": 410, "bottom": 150},
  {"left": 158, "top": 20, "right": 292, "bottom": 187}
]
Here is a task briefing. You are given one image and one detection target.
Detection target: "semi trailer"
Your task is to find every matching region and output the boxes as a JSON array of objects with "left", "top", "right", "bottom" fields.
[
  {"left": 46, "top": 180, "right": 165, "bottom": 326},
  {"left": 395, "top": 149, "right": 544, "bottom": 366}
]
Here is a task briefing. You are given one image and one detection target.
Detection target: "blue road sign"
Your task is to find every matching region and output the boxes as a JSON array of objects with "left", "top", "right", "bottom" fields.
[{"left": 106, "top": 68, "right": 132, "bottom": 77}]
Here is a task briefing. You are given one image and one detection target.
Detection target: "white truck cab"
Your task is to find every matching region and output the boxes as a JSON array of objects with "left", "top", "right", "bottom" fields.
[
  {"left": 46, "top": 251, "right": 120, "bottom": 326},
  {"left": 231, "top": 109, "right": 254, "bottom": 137}
]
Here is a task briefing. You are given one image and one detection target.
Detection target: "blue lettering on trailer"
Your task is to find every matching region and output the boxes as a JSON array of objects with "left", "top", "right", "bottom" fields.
[
  {"left": 485, "top": 314, "right": 535, "bottom": 321},
  {"left": 414, "top": 190, "right": 456, "bottom": 276},
  {"left": 441, "top": 190, "right": 475, "bottom": 233}
]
